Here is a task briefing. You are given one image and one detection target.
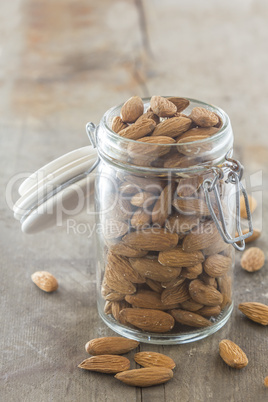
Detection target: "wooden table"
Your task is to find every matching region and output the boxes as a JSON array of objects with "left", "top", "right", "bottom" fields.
[{"left": 1, "top": 1, "right": 267, "bottom": 401}]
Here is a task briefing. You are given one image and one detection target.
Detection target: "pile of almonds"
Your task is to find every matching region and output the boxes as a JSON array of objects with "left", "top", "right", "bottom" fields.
[
  {"left": 111, "top": 95, "right": 222, "bottom": 168},
  {"left": 101, "top": 95, "right": 233, "bottom": 333},
  {"left": 78, "top": 336, "right": 175, "bottom": 387}
]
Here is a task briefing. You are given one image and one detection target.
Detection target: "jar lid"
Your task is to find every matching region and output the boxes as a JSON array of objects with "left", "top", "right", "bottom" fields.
[{"left": 14, "top": 146, "right": 98, "bottom": 234}]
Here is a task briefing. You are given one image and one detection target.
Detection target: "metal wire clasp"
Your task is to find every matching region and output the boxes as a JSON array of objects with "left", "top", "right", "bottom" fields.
[{"left": 202, "top": 154, "right": 253, "bottom": 251}]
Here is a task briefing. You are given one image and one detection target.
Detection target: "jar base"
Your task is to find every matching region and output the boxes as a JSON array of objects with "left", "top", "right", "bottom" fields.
[{"left": 98, "top": 303, "right": 233, "bottom": 345}]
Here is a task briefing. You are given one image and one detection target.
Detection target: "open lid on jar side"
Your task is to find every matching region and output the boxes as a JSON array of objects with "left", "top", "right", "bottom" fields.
[{"left": 97, "top": 97, "right": 233, "bottom": 175}]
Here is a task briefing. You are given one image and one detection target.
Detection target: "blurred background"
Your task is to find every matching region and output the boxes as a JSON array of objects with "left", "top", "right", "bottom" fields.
[{"left": 1, "top": 1, "right": 268, "bottom": 401}]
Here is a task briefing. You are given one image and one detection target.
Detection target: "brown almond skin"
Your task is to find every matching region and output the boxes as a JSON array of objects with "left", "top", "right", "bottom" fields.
[
  {"left": 190, "top": 107, "right": 219, "bottom": 127},
  {"left": 78, "top": 355, "right": 130, "bottom": 373},
  {"left": 158, "top": 247, "right": 204, "bottom": 268},
  {"left": 125, "top": 290, "right": 180, "bottom": 310},
  {"left": 152, "top": 116, "right": 192, "bottom": 137},
  {"left": 121, "top": 96, "right": 144, "bottom": 123},
  {"left": 150, "top": 95, "right": 177, "bottom": 117},
  {"left": 115, "top": 367, "right": 173, "bottom": 387},
  {"left": 31, "top": 271, "right": 58, "bottom": 293},
  {"left": 134, "top": 352, "right": 176, "bottom": 369},
  {"left": 198, "top": 305, "right": 221, "bottom": 317},
  {"left": 219, "top": 340, "right": 248, "bottom": 369},
  {"left": 85, "top": 337, "right": 139, "bottom": 355},
  {"left": 240, "top": 194, "right": 257, "bottom": 219},
  {"left": 161, "top": 281, "right": 190, "bottom": 305},
  {"left": 236, "top": 228, "right": 261, "bottom": 244},
  {"left": 111, "top": 116, "right": 128, "bottom": 133},
  {"left": 238, "top": 302, "right": 268, "bottom": 325},
  {"left": 204, "top": 254, "right": 232, "bottom": 278},
  {"left": 123, "top": 228, "right": 179, "bottom": 251},
  {"left": 129, "top": 257, "right": 181, "bottom": 282},
  {"left": 170, "top": 309, "right": 212, "bottom": 328},
  {"left": 240, "top": 247, "right": 265, "bottom": 272},
  {"left": 167, "top": 97, "right": 190, "bottom": 112},
  {"left": 119, "top": 308, "right": 175, "bottom": 333},
  {"left": 189, "top": 279, "right": 223, "bottom": 307},
  {"left": 118, "top": 118, "right": 156, "bottom": 140}
]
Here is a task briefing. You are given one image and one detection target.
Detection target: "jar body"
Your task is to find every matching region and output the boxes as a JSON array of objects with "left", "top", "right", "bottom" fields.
[{"left": 94, "top": 98, "right": 236, "bottom": 344}]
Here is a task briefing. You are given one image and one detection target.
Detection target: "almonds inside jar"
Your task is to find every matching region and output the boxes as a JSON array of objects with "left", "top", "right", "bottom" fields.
[{"left": 99, "top": 95, "right": 234, "bottom": 334}]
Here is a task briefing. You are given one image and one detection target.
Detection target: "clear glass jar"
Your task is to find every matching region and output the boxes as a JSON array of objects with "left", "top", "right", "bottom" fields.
[{"left": 90, "top": 98, "right": 245, "bottom": 344}]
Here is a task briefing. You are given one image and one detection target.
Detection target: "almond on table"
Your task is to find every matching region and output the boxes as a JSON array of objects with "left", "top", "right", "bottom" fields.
[
  {"left": 219, "top": 339, "right": 248, "bottom": 369},
  {"left": 240, "top": 247, "right": 265, "bottom": 272},
  {"left": 85, "top": 337, "right": 139, "bottom": 355}
]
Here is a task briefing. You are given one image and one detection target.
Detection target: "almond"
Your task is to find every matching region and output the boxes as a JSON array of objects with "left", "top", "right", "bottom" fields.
[
  {"left": 182, "top": 222, "right": 223, "bottom": 252},
  {"left": 111, "top": 300, "right": 131, "bottom": 324},
  {"left": 173, "top": 197, "right": 210, "bottom": 216},
  {"left": 135, "top": 109, "right": 160, "bottom": 125},
  {"left": 146, "top": 278, "right": 163, "bottom": 293},
  {"left": 107, "top": 252, "right": 145, "bottom": 284},
  {"left": 128, "top": 136, "right": 175, "bottom": 159},
  {"left": 130, "top": 191, "right": 156, "bottom": 208},
  {"left": 111, "top": 116, "right": 128, "bottom": 133},
  {"left": 104, "top": 265, "right": 136, "bottom": 295},
  {"left": 170, "top": 309, "right": 212, "bottom": 328},
  {"left": 264, "top": 377, "right": 268, "bottom": 388},
  {"left": 161, "top": 276, "right": 185, "bottom": 290},
  {"left": 104, "top": 300, "right": 113, "bottom": 314},
  {"left": 219, "top": 339, "right": 248, "bottom": 369},
  {"left": 122, "top": 228, "right": 178, "bottom": 251},
  {"left": 178, "top": 126, "right": 219, "bottom": 139},
  {"left": 119, "top": 308, "right": 175, "bottom": 332},
  {"left": 238, "top": 302, "right": 268, "bottom": 325},
  {"left": 125, "top": 290, "right": 180, "bottom": 310},
  {"left": 131, "top": 208, "right": 151, "bottom": 228},
  {"left": 31, "top": 271, "right": 58, "bottom": 293},
  {"left": 118, "top": 118, "right": 156, "bottom": 140},
  {"left": 115, "top": 367, "right": 173, "bottom": 387},
  {"left": 240, "top": 194, "right": 257, "bottom": 219},
  {"left": 181, "top": 263, "right": 203, "bottom": 279},
  {"left": 109, "top": 242, "right": 148, "bottom": 258},
  {"left": 158, "top": 247, "right": 204, "bottom": 268},
  {"left": 129, "top": 257, "right": 181, "bottom": 282},
  {"left": 150, "top": 96, "right": 177, "bottom": 117},
  {"left": 78, "top": 355, "right": 130, "bottom": 373},
  {"left": 198, "top": 305, "right": 221, "bottom": 317},
  {"left": 181, "top": 299, "right": 204, "bottom": 312},
  {"left": 203, "top": 254, "right": 232, "bottom": 278},
  {"left": 176, "top": 177, "right": 201, "bottom": 198},
  {"left": 190, "top": 107, "right": 219, "bottom": 127},
  {"left": 167, "top": 97, "right": 190, "bottom": 112},
  {"left": 163, "top": 154, "right": 200, "bottom": 169},
  {"left": 161, "top": 281, "right": 190, "bottom": 305},
  {"left": 121, "top": 96, "right": 144, "bottom": 123},
  {"left": 177, "top": 134, "right": 212, "bottom": 156},
  {"left": 134, "top": 351, "right": 176, "bottom": 369},
  {"left": 217, "top": 275, "right": 232, "bottom": 309},
  {"left": 152, "top": 183, "right": 175, "bottom": 226},
  {"left": 165, "top": 214, "right": 200, "bottom": 234},
  {"left": 85, "top": 337, "right": 139, "bottom": 355},
  {"left": 189, "top": 279, "right": 223, "bottom": 306},
  {"left": 240, "top": 247, "right": 265, "bottom": 272},
  {"left": 152, "top": 116, "right": 192, "bottom": 138}
]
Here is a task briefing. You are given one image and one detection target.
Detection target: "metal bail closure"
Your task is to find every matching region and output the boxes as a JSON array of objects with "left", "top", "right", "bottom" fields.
[
  {"left": 86, "top": 122, "right": 98, "bottom": 148},
  {"left": 202, "top": 157, "right": 253, "bottom": 251}
]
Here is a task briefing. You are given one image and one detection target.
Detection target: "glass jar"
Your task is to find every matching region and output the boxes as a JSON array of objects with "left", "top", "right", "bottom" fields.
[
  {"left": 14, "top": 97, "right": 252, "bottom": 344},
  {"left": 88, "top": 97, "right": 252, "bottom": 344}
]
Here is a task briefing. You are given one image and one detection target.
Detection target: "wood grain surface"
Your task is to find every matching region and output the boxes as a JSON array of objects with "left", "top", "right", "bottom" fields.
[{"left": 1, "top": 1, "right": 268, "bottom": 401}]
